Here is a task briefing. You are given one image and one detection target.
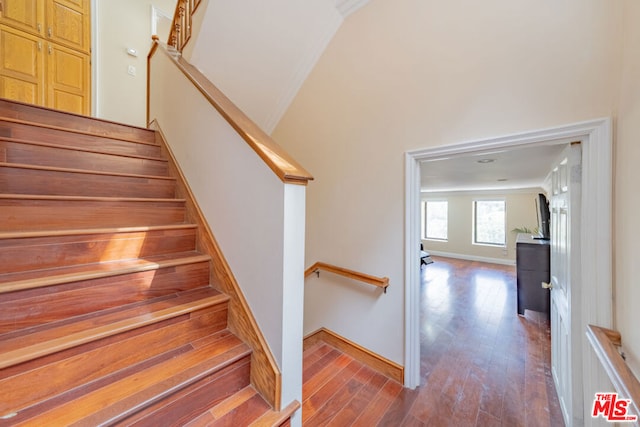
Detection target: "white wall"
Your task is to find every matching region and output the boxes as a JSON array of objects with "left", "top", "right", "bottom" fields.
[
  {"left": 186, "top": 0, "right": 343, "bottom": 133},
  {"left": 95, "top": 0, "right": 176, "bottom": 126},
  {"left": 148, "top": 48, "right": 306, "bottom": 418},
  {"left": 273, "top": 0, "right": 623, "bottom": 366},
  {"left": 615, "top": 0, "right": 640, "bottom": 379},
  {"left": 422, "top": 190, "right": 542, "bottom": 264}
]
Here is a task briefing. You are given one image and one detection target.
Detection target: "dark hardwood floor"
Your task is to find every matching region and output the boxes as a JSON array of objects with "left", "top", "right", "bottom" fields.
[{"left": 302, "top": 256, "right": 564, "bottom": 426}]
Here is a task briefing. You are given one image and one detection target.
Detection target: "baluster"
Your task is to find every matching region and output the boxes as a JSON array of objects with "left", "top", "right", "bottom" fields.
[{"left": 174, "top": 22, "right": 181, "bottom": 51}]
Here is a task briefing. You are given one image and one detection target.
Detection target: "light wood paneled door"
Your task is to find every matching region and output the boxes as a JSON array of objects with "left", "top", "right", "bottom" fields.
[
  {"left": 0, "top": 0, "right": 44, "bottom": 36},
  {"left": 47, "top": 40, "right": 90, "bottom": 114},
  {"left": 0, "top": 0, "right": 90, "bottom": 115},
  {"left": 0, "top": 24, "right": 45, "bottom": 106},
  {"left": 46, "top": 0, "right": 90, "bottom": 53}
]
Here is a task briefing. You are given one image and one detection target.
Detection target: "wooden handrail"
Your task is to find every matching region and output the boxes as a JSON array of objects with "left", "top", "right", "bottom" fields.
[
  {"left": 586, "top": 324, "right": 640, "bottom": 419},
  {"left": 147, "top": 41, "right": 313, "bottom": 186},
  {"left": 304, "top": 262, "right": 389, "bottom": 293}
]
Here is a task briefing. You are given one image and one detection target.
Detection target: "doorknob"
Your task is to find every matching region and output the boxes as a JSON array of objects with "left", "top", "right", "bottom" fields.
[{"left": 542, "top": 282, "right": 553, "bottom": 289}]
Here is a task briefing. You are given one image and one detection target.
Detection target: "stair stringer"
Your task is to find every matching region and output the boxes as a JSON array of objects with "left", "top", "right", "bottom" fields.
[{"left": 150, "top": 120, "right": 282, "bottom": 410}]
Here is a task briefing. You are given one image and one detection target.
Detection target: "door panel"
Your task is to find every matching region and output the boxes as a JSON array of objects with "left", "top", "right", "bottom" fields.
[
  {"left": 46, "top": 0, "right": 89, "bottom": 53},
  {"left": 550, "top": 143, "right": 582, "bottom": 425},
  {"left": 47, "top": 42, "right": 90, "bottom": 114},
  {"left": 0, "top": 0, "right": 44, "bottom": 36},
  {"left": 0, "top": 25, "right": 44, "bottom": 105}
]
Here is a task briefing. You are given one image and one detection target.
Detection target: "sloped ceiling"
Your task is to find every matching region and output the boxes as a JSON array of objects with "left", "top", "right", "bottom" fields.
[{"left": 187, "top": 0, "right": 370, "bottom": 134}]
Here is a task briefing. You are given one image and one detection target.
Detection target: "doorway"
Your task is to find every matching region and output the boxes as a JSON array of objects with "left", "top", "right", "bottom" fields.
[{"left": 404, "top": 118, "right": 613, "bottom": 424}]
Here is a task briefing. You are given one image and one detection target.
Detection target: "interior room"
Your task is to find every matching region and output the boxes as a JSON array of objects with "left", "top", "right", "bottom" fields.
[{"left": 418, "top": 143, "right": 568, "bottom": 424}]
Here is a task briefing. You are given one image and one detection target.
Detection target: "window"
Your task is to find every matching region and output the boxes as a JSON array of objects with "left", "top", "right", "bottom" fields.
[
  {"left": 422, "top": 200, "right": 448, "bottom": 241},
  {"left": 473, "top": 200, "right": 505, "bottom": 246}
]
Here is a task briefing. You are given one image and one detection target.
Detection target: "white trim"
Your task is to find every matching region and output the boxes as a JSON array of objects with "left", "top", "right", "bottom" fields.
[
  {"left": 404, "top": 151, "right": 422, "bottom": 389},
  {"left": 91, "top": 0, "right": 98, "bottom": 117},
  {"left": 151, "top": 5, "right": 173, "bottom": 38},
  {"left": 425, "top": 250, "right": 515, "bottom": 266},
  {"left": 335, "top": 0, "right": 370, "bottom": 17},
  {"left": 404, "top": 118, "right": 613, "bottom": 420}
]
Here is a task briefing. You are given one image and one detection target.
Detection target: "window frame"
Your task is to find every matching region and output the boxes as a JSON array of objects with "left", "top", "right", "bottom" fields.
[
  {"left": 421, "top": 199, "right": 448, "bottom": 242},
  {"left": 472, "top": 199, "right": 506, "bottom": 247}
]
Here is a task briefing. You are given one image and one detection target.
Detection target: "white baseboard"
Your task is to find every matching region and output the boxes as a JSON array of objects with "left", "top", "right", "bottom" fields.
[{"left": 426, "top": 250, "right": 515, "bottom": 266}]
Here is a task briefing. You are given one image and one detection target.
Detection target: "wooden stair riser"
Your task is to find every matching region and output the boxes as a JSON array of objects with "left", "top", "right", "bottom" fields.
[
  {"left": 0, "top": 262, "right": 211, "bottom": 334},
  {"left": 0, "top": 120, "right": 161, "bottom": 158},
  {"left": 0, "top": 287, "right": 226, "bottom": 368},
  {"left": 0, "top": 227, "right": 196, "bottom": 274},
  {"left": 13, "top": 336, "right": 250, "bottom": 426},
  {"left": 0, "top": 308, "right": 231, "bottom": 417},
  {"left": 0, "top": 99, "right": 287, "bottom": 425},
  {"left": 0, "top": 140, "right": 168, "bottom": 176},
  {"left": 0, "top": 99, "right": 156, "bottom": 144},
  {"left": 0, "top": 165, "right": 176, "bottom": 199},
  {"left": 0, "top": 198, "right": 185, "bottom": 231},
  {"left": 120, "top": 357, "right": 252, "bottom": 426}
]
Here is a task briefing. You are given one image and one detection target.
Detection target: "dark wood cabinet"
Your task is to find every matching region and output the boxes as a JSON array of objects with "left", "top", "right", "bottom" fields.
[{"left": 516, "top": 233, "right": 550, "bottom": 316}]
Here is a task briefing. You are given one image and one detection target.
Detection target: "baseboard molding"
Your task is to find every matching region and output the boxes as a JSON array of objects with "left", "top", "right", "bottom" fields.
[
  {"left": 304, "top": 327, "right": 404, "bottom": 385},
  {"left": 426, "top": 250, "right": 515, "bottom": 266}
]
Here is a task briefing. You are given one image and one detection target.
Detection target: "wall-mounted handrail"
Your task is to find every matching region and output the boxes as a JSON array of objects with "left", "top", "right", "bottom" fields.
[
  {"left": 147, "top": 40, "right": 313, "bottom": 185},
  {"left": 586, "top": 324, "right": 640, "bottom": 419},
  {"left": 304, "top": 262, "right": 389, "bottom": 293}
]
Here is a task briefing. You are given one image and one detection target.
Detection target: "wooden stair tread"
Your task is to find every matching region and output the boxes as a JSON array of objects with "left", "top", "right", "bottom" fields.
[
  {"left": 0, "top": 99, "right": 291, "bottom": 425},
  {"left": 5, "top": 330, "right": 250, "bottom": 426},
  {"left": 249, "top": 400, "right": 302, "bottom": 427},
  {"left": 0, "top": 138, "right": 169, "bottom": 177},
  {"left": 0, "top": 223, "right": 197, "bottom": 240},
  {"left": 184, "top": 386, "right": 274, "bottom": 426},
  {"left": 0, "top": 136, "right": 167, "bottom": 162},
  {"left": 0, "top": 116, "right": 159, "bottom": 147},
  {"left": 0, "top": 287, "right": 229, "bottom": 370},
  {"left": 0, "top": 99, "right": 156, "bottom": 144},
  {"left": 0, "top": 313, "right": 233, "bottom": 416},
  {"left": 0, "top": 251, "right": 210, "bottom": 291},
  {"left": 0, "top": 193, "right": 185, "bottom": 203},
  {"left": 209, "top": 389, "right": 272, "bottom": 426},
  {"left": 210, "top": 385, "right": 259, "bottom": 419},
  {"left": 0, "top": 162, "right": 176, "bottom": 181}
]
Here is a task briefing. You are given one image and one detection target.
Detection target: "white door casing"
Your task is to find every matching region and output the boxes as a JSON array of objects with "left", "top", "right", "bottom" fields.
[
  {"left": 549, "top": 143, "right": 583, "bottom": 425},
  {"left": 405, "top": 118, "right": 612, "bottom": 425}
]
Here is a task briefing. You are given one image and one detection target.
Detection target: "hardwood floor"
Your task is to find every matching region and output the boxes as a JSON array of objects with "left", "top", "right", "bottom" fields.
[{"left": 302, "top": 256, "right": 564, "bottom": 426}]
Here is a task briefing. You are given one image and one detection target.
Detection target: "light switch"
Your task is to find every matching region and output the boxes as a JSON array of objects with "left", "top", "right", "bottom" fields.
[{"left": 127, "top": 65, "right": 136, "bottom": 76}]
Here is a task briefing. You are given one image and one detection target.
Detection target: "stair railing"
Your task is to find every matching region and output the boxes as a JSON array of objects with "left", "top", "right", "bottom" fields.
[
  {"left": 305, "top": 262, "right": 389, "bottom": 293},
  {"left": 587, "top": 324, "right": 640, "bottom": 420},
  {"left": 168, "top": 0, "right": 202, "bottom": 53}
]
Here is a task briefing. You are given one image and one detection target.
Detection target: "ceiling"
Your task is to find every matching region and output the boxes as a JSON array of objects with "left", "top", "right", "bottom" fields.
[{"left": 420, "top": 143, "right": 567, "bottom": 193}]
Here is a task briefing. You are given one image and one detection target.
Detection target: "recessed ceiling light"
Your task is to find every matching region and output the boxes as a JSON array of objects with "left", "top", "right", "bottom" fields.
[{"left": 477, "top": 159, "right": 495, "bottom": 164}]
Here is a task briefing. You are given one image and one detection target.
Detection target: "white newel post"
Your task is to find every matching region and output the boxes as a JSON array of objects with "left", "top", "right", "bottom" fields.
[{"left": 281, "top": 184, "right": 306, "bottom": 427}]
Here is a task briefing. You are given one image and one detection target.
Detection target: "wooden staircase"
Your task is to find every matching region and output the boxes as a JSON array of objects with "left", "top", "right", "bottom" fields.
[{"left": 0, "top": 99, "right": 293, "bottom": 426}]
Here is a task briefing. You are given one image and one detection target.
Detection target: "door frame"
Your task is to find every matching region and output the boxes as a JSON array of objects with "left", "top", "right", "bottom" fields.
[{"left": 404, "top": 118, "right": 613, "bottom": 419}]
